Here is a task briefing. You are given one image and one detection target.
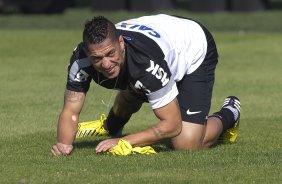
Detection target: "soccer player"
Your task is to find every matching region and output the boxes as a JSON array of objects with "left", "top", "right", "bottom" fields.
[{"left": 51, "top": 14, "right": 241, "bottom": 156}]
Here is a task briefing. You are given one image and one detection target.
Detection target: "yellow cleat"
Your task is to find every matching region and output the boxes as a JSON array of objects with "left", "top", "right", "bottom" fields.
[
  {"left": 76, "top": 114, "right": 109, "bottom": 139},
  {"left": 222, "top": 120, "right": 239, "bottom": 143},
  {"left": 220, "top": 96, "right": 241, "bottom": 144}
]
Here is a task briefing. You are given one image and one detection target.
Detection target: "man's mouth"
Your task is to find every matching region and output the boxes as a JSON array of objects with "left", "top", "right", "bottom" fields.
[{"left": 105, "top": 64, "right": 117, "bottom": 74}]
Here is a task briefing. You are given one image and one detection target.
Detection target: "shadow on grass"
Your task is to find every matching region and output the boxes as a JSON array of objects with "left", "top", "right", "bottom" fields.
[
  {"left": 73, "top": 139, "right": 102, "bottom": 149},
  {"left": 73, "top": 137, "right": 174, "bottom": 153}
]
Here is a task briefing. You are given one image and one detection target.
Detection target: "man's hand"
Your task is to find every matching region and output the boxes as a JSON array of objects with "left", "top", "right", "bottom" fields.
[
  {"left": 51, "top": 143, "right": 73, "bottom": 156},
  {"left": 95, "top": 138, "right": 120, "bottom": 154}
]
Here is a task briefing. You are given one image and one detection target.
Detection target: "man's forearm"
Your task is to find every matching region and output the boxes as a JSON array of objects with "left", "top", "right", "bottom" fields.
[
  {"left": 122, "top": 119, "right": 181, "bottom": 147},
  {"left": 56, "top": 90, "right": 85, "bottom": 145},
  {"left": 57, "top": 111, "right": 79, "bottom": 145}
]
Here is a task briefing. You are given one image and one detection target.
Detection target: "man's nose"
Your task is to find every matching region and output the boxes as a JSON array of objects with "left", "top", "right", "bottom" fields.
[{"left": 101, "top": 57, "right": 111, "bottom": 69}]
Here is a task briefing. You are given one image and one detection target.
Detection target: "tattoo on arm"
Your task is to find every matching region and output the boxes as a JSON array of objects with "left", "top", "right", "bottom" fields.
[
  {"left": 64, "top": 90, "right": 84, "bottom": 103},
  {"left": 152, "top": 126, "right": 166, "bottom": 139}
]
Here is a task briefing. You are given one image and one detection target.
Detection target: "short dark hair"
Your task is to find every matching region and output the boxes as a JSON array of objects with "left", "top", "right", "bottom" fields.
[{"left": 83, "top": 16, "right": 119, "bottom": 45}]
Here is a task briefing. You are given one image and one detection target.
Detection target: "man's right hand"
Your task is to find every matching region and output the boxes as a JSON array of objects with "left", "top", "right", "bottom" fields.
[{"left": 51, "top": 143, "right": 73, "bottom": 156}]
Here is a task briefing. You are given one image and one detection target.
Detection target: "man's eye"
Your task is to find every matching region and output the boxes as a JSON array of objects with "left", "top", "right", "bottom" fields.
[
  {"left": 108, "top": 51, "right": 115, "bottom": 56},
  {"left": 91, "top": 57, "right": 101, "bottom": 63}
]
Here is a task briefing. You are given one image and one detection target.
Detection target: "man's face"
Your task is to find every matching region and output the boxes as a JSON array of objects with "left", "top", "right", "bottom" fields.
[{"left": 86, "top": 36, "right": 125, "bottom": 79}]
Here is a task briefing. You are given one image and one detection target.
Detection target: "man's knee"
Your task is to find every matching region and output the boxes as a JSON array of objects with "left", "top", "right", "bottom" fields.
[{"left": 171, "top": 122, "right": 206, "bottom": 150}]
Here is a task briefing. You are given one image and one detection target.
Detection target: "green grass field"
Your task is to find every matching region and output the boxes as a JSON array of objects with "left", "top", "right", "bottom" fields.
[{"left": 1, "top": 8, "right": 282, "bottom": 184}]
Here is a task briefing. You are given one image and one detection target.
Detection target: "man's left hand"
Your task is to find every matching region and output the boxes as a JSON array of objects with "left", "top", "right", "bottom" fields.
[{"left": 95, "top": 138, "right": 120, "bottom": 154}]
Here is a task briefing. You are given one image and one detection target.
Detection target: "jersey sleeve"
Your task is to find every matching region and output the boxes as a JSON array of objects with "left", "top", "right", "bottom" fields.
[
  {"left": 66, "top": 43, "right": 93, "bottom": 93},
  {"left": 132, "top": 58, "right": 178, "bottom": 109},
  {"left": 146, "top": 79, "right": 178, "bottom": 109}
]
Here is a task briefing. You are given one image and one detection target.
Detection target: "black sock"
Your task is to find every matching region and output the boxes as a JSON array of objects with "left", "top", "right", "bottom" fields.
[
  {"left": 210, "top": 108, "right": 235, "bottom": 134},
  {"left": 106, "top": 108, "right": 130, "bottom": 136}
]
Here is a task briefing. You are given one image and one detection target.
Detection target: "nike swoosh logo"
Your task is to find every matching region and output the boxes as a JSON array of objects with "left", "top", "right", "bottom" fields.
[{"left": 186, "top": 109, "right": 202, "bottom": 115}]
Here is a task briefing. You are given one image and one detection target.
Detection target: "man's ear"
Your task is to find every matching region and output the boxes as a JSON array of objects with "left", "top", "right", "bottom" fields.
[{"left": 119, "top": 35, "right": 125, "bottom": 50}]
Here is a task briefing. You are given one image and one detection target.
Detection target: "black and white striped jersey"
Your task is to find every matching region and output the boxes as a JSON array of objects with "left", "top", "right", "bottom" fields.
[{"left": 66, "top": 14, "right": 208, "bottom": 109}]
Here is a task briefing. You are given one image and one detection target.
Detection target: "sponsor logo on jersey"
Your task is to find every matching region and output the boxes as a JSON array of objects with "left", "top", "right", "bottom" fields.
[
  {"left": 117, "top": 22, "right": 160, "bottom": 38},
  {"left": 74, "top": 69, "right": 89, "bottom": 82},
  {"left": 134, "top": 80, "right": 151, "bottom": 94},
  {"left": 146, "top": 60, "right": 169, "bottom": 86},
  {"left": 123, "top": 36, "right": 132, "bottom": 40}
]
